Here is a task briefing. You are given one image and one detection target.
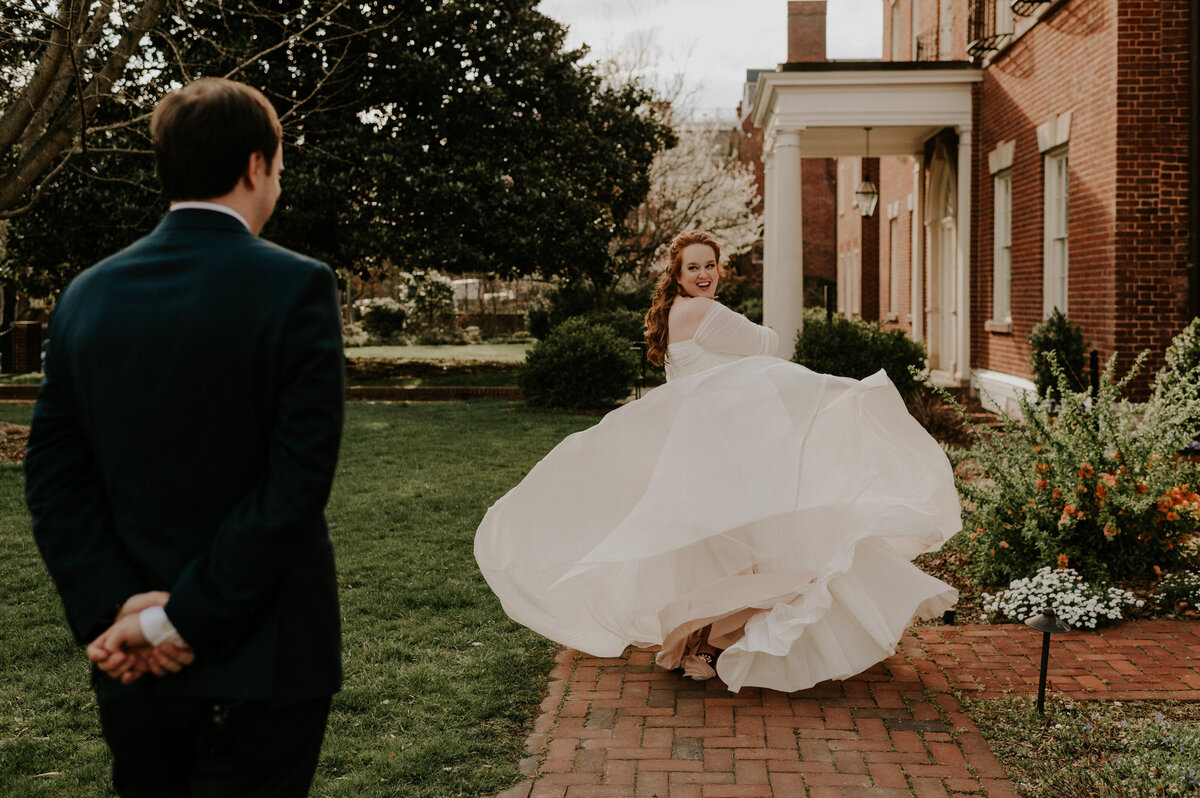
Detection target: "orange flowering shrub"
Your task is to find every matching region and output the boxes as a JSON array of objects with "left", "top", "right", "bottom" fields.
[{"left": 949, "top": 352, "right": 1200, "bottom": 585}]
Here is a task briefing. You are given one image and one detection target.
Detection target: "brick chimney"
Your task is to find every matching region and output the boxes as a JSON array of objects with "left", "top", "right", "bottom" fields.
[{"left": 787, "top": 1, "right": 827, "bottom": 63}]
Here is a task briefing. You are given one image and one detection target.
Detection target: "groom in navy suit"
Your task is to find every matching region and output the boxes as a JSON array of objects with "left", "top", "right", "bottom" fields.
[{"left": 25, "top": 78, "right": 345, "bottom": 796}]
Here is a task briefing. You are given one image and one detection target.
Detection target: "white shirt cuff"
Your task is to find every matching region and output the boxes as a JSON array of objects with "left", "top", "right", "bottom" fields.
[{"left": 138, "top": 606, "right": 186, "bottom": 647}]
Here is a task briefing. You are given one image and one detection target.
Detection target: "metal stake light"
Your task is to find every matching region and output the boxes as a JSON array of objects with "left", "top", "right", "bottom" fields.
[{"left": 1025, "top": 607, "right": 1071, "bottom": 713}]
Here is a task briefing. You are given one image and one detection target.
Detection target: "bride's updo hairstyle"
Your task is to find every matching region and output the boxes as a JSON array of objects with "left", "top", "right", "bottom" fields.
[{"left": 644, "top": 230, "right": 723, "bottom": 366}]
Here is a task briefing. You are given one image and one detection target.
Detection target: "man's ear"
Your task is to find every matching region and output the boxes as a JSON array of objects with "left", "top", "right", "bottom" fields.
[{"left": 241, "top": 151, "right": 267, "bottom": 190}]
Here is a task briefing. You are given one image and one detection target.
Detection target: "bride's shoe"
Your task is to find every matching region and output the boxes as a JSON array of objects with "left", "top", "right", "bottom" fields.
[{"left": 680, "top": 651, "right": 717, "bottom": 680}]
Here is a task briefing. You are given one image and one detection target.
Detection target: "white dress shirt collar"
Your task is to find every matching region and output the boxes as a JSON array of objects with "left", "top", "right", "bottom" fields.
[{"left": 169, "top": 201, "right": 250, "bottom": 231}]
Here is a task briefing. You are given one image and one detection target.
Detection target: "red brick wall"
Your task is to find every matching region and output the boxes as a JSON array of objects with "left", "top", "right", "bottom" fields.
[
  {"left": 972, "top": 0, "right": 1121, "bottom": 382},
  {"left": 1112, "top": 0, "right": 1192, "bottom": 388},
  {"left": 803, "top": 159, "right": 837, "bottom": 284},
  {"left": 879, "top": 156, "right": 917, "bottom": 333}
]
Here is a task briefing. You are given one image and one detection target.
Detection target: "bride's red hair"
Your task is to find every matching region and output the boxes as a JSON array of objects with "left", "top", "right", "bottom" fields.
[{"left": 644, "top": 231, "right": 722, "bottom": 366}]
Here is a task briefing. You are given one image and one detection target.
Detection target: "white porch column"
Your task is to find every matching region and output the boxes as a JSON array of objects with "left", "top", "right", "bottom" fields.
[
  {"left": 763, "top": 128, "right": 804, "bottom": 355},
  {"left": 762, "top": 146, "right": 778, "bottom": 333},
  {"left": 955, "top": 127, "right": 972, "bottom": 383},
  {"left": 910, "top": 157, "right": 924, "bottom": 342}
]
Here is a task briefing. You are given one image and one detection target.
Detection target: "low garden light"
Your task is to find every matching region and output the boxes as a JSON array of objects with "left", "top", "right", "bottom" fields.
[{"left": 1026, "top": 607, "right": 1071, "bottom": 714}]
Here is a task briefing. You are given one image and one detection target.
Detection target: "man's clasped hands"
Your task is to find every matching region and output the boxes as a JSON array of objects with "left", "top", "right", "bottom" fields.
[{"left": 86, "top": 591, "right": 195, "bottom": 684}]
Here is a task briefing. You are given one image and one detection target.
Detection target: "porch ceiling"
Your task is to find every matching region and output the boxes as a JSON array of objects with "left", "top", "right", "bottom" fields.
[{"left": 749, "top": 62, "right": 983, "bottom": 157}]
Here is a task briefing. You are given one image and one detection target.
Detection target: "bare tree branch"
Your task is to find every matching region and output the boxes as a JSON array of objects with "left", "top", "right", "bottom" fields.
[
  {"left": 0, "top": 0, "right": 75, "bottom": 154},
  {"left": 0, "top": 148, "right": 76, "bottom": 220},
  {"left": 0, "top": 0, "right": 169, "bottom": 213}
]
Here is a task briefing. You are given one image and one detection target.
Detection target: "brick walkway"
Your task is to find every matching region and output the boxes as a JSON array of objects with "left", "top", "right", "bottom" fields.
[{"left": 498, "top": 619, "right": 1200, "bottom": 798}]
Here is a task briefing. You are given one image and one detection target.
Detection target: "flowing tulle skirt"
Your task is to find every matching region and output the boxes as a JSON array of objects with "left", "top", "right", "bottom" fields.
[{"left": 474, "top": 357, "right": 960, "bottom": 693}]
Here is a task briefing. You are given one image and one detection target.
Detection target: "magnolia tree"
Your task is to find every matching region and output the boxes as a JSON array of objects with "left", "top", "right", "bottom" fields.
[{"left": 615, "top": 120, "right": 762, "bottom": 278}]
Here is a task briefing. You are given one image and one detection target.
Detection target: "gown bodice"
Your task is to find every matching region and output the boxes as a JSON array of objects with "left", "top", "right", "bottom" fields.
[{"left": 665, "top": 301, "right": 781, "bottom": 381}]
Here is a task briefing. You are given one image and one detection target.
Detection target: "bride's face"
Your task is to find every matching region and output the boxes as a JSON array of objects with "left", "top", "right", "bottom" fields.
[{"left": 677, "top": 244, "right": 719, "bottom": 298}]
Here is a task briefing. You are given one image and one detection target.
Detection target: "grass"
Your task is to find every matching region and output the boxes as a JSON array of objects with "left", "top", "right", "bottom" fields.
[
  {"left": 0, "top": 373, "right": 44, "bottom": 385},
  {"left": 346, "top": 344, "right": 532, "bottom": 363},
  {"left": 963, "top": 694, "right": 1200, "bottom": 797},
  {"left": 0, "top": 400, "right": 597, "bottom": 797}
]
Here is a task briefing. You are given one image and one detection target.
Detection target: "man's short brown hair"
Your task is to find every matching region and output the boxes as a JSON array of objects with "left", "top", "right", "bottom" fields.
[{"left": 151, "top": 78, "right": 283, "bottom": 201}]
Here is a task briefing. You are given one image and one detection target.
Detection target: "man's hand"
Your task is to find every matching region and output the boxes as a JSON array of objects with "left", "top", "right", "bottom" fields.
[
  {"left": 87, "top": 594, "right": 196, "bottom": 684},
  {"left": 88, "top": 613, "right": 151, "bottom": 683},
  {"left": 116, "top": 591, "right": 170, "bottom": 620}
]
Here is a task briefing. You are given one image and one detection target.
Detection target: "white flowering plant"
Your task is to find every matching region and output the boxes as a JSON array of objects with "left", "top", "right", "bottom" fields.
[
  {"left": 981, "top": 566, "right": 1143, "bottom": 629},
  {"left": 397, "top": 269, "right": 455, "bottom": 332},
  {"left": 342, "top": 321, "right": 369, "bottom": 347},
  {"left": 1152, "top": 570, "right": 1200, "bottom": 612}
]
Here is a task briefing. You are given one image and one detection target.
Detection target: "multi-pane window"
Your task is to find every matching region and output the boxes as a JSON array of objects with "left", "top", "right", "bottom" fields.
[
  {"left": 889, "top": 216, "right": 901, "bottom": 316},
  {"left": 891, "top": 0, "right": 901, "bottom": 60},
  {"left": 939, "top": 0, "right": 953, "bottom": 59},
  {"left": 995, "top": 0, "right": 1014, "bottom": 35},
  {"left": 852, "top": 248, "right": 861, "bottom": 316},
  {"left": 912, "top": 0, "right": 922, "bottom": 61},
  {"left": 992, "top": 170, "right": 1012, "bottom": 324},
  {"left": 837, "top": 252, "right": 847, "bottom": 313},
  {"left": 1043, "top": 149, "right": 1069, "bottom": 314},
  {"left": 838, "top": 162, "right": 846, "bottom": 215}
]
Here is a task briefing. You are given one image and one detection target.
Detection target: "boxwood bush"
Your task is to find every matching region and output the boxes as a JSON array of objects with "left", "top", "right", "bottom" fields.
[
  {"left": 1028, "top": 308, "right": 1089, "bottom": 400},
  {"left": 792, "top": 308, "right": 927, "bottom": 398},
  {"left": 518, "top": 318, "right": 639, "bottom": 410}
]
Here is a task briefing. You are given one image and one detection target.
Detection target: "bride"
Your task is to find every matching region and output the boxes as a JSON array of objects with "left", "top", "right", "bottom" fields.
[{"left": 474, "top": 230, "right": 960, "bottom": 693}]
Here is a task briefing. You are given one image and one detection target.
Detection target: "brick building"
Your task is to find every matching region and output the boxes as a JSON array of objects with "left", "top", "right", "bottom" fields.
[{"left": 751, "top": 0, "right": 1198, "bottom": 408}]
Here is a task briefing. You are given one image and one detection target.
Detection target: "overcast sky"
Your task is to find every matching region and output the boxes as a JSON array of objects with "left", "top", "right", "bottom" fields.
[{"left": 538, "top": 0, "right": 883, "bottom": 121}]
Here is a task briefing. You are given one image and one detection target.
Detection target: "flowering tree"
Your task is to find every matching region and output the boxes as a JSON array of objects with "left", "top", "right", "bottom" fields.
[{"left": 613, "top": 119, "right": 762, "bottom": 281}]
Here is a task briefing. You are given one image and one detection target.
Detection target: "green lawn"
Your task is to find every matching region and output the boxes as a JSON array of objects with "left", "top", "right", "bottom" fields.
[
  {"left": 346, "top": 344, "right": 532, "bottom": 363},
  {"left": 0, "top": 401, "right": 596, "bottom": 797}
]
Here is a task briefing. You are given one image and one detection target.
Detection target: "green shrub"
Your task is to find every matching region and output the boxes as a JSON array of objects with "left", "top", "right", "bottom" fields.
[
  {"left": 518, "top": 318, "right": 639, "bottom": 410},
  {"left": 526, "top": 281, "right": 652, "bottom": 340},
  {"left": 1028, "top": 309, "right": 1089, "bottom": 400},
  {"left": 356, "top": 297, "right": 407, "bottom": 341},
  {"left": 948, "top": 352, "right": 1200, "bottom": 586},
  {"left": 792, "top": 307, "right": 927, "bottom": 398},
  {"left": 589, "top": 309, "right": 645, "bottom": 343},
  {"left": 1153, "top": 317, "right": 1200, "bottom": 445}
]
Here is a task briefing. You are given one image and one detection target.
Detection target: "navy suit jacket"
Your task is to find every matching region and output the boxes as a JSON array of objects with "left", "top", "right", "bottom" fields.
[{"left": 25, "top": 209, "right": 345, "bottom": 704}]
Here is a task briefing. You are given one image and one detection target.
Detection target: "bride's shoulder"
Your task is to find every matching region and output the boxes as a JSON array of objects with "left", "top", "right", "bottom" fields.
[
  {"left": 669, "top": 296, "right": 720, "bottom": 322},
  {"left": 668, "top": 297, "right": 721, "bottom": 343}
]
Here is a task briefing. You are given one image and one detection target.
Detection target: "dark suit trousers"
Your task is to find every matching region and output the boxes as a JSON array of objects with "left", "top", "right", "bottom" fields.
[{"left": 96, "top": 688, "right": 331, "bottom": 798}]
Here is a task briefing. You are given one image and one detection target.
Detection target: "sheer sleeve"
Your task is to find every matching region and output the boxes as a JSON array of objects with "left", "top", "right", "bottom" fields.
[{"left": 693, "top": 302, "right": 780, "bottom": 358}]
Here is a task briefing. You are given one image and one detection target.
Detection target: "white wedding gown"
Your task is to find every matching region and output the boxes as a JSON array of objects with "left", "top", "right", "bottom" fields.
[{"left": 475, "top": 302, "right": 960, "bottom": 693}]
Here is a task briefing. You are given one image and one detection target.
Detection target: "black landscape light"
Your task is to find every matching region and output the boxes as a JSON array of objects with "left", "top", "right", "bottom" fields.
[{"left": 1026, "top": 607, "right": 1071, "bottom": 714}]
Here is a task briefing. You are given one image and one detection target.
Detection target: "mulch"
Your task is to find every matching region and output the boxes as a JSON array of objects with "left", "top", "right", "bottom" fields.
[{"left": 0, "top": 422, "right": 28, "bottom": 463}]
